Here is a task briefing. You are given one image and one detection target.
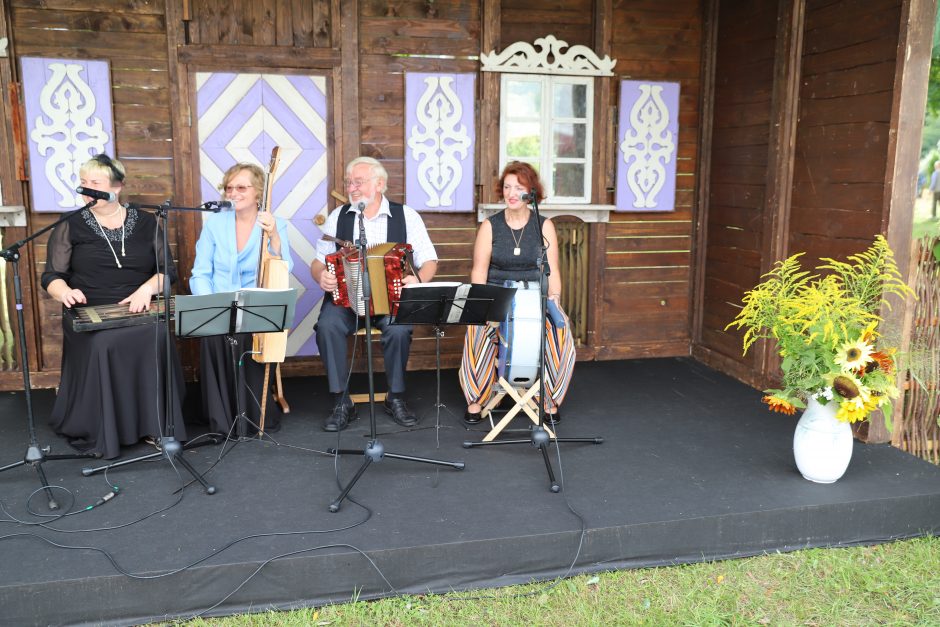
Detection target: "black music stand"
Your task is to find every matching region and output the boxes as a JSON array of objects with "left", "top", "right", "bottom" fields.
[
  {"left": 0, "top": 203, "right": 100, "bottom": 510},
  {"left": 326, "top": 212, "right": 464, "bottom": 513},
  {"left": 393, "top": 283, "right": 515, "bottom": 427},
  {"left": 176, "top": 289, "right": 297, "bottom": 439}
]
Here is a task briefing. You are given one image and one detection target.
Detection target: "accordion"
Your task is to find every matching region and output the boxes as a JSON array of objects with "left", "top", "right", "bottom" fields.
[{"left": 325, "top": 242, "right": 412, "bottom": 316}]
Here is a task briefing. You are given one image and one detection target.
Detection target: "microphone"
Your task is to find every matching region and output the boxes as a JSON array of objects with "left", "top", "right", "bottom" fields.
[
  {"left": 357, "top": 202, "right": 367, "bottom": 247},
  {"left": 202, "top": 200, "right": 233, "bottom": 212},
  {"left": 75, "top": 187, "right": 117, "bottom": 202},
  {"left": 522, "top": 190, "right": 538, "bottom": 203}
]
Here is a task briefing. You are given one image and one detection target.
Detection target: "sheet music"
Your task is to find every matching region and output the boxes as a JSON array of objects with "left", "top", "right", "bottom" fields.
[{"left": 447, "top": 284, "right": 473, "bottom": 324}]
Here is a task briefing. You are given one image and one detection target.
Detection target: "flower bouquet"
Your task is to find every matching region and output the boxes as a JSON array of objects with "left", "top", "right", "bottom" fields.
[{"left": 726, "top": 235, "right": 914, "bottom": 427}]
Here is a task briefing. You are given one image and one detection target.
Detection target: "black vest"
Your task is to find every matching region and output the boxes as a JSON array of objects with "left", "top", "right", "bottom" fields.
[{"left": 335, "top": 200, "right": 407, "bottom": 249}]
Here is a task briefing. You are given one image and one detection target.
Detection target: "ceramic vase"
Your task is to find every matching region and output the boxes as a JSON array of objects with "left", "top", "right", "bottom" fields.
[{"left": 792, "top": 396, "right": 854, "bottom": 483}]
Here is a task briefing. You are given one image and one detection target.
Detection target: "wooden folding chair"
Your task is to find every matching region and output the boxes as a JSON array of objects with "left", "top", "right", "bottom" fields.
[{"left": 480, "top": 376, "right": 556, "bottom": 442}]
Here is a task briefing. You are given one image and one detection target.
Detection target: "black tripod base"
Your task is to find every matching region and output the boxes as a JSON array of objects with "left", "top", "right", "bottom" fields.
[
  {"left": 81, "top": 436, "right": 221, "bottom": 494},
  {"left": 327, "top": 441, "right": 465, "bottom": 512},
  {"left": 0, "top": 445, "right": 100, "bottom": 510},
  {"left": 462, "top": 426, "right": 602, "bottom": 493}
]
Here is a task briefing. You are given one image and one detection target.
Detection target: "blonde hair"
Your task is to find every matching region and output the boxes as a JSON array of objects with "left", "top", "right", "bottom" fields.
[
  {"left": 79, "top": 154, "right": 126, "bottom": 185},
  {"left": 220, "top": 163, "right": 264, "bottom": 195}
]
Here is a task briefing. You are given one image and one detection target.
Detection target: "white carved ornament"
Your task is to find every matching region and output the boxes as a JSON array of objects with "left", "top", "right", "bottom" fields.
[
  {"left": 30, "top": 63, "right": 110, "bottom": 208},
  {"left": 481, "top": 34, "right": 615, "bottom": 76},
  {"left": 407, "top": 77, "right": 472, "bottom": 208},
  {"left": 620, "top": 85, "right": 675, "bottom": 209}
]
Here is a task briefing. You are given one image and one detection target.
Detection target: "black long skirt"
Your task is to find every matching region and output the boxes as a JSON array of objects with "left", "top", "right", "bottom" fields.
[
  {"left": 50, "top": 320, "right": 187, "bottom": 460},
  {"left": 199, "top": 334, "right": 283, "bottom": 436}
]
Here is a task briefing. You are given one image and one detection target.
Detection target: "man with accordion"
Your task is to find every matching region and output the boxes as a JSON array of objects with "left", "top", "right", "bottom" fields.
[{"left": 310, "top": 157, "right": 438, "bottom": 432}]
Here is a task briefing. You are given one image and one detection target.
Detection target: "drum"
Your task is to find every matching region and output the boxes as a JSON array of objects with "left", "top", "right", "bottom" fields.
[{"left": 497, "top": 282, "right": 541, "bottom": 387}]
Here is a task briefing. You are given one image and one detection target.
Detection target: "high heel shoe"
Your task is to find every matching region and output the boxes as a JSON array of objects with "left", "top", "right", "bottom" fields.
[{"left": 462, "top": 408, "right": 482, "bottom": 427}]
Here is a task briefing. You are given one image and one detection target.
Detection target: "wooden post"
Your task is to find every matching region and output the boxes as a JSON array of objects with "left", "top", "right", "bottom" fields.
[
  {"left": 869, "top": 0, "right": 937, "bottom": 443},
  {"left": 758, "top": 0, "right": 805, "bottom": 388}
]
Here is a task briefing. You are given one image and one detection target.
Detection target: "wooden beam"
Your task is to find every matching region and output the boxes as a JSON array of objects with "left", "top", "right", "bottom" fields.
[
  {"left": 757, "top": 0, "right": 805, "bottom": 388},
  {"left": 588, "top": 0, "right": 613, "bottom": 356},
  {"left": 177, "top": 44, "right": 341, "bottom": 68},
  {"left": 875, "top": 0, "right": 937, "bottom": 444},
  {"left": 690, "top": 0, "right": 718, "bottom": 349},
  {"left": 339, "top": 0, "right": 360, "bottom": 167}
]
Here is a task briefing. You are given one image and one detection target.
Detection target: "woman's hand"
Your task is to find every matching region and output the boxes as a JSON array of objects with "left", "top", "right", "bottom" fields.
[
  {"left": 120, "top": 283, "right": 154, "bottom": 313},
  {"left": 257, "top": 213, "right": 276, "bottom": 235},
  {"left": 59, "top": 288, "right": 87, "bottom": 309}
]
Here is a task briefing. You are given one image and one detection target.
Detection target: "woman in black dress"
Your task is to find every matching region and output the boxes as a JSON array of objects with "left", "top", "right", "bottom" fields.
[{"left": 41, "top": 154, "right": 185, "bottom": 459}]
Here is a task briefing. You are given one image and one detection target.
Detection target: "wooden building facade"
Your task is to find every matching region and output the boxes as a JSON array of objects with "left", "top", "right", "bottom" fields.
[{"left": 0, "top": 0, "right": 934, "bottom": 441}]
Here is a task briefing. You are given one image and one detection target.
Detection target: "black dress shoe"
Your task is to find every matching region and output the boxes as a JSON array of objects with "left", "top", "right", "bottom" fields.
[
  {"left": 462, "top": 409, "right": 482, "bottom": 427},
  {"left": 383, "top": 397, "right": 418, "bottom": 427},
  {"left": 323, "top": 402, "right": 358, "bottom": 432},
  {"left": 545, "top": 410, "right": 561, "bottom": 425}
]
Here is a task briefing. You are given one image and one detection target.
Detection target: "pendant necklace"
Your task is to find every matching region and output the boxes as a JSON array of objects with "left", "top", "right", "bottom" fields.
[
  {"left": 509, "top": 217, "right": 526, "bottom": 256},
  {"left": 90, "top": 206, "right": 126, "bottom": 268}
]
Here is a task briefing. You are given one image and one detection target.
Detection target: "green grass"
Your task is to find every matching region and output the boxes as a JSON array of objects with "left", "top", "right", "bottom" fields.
[{"left": 178, "top": 535, "right": 940, "bottom": 626}]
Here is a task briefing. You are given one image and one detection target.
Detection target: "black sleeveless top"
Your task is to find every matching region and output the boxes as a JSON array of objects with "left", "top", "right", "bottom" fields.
[{"left": 487, "top": 210, "right": 545, "bottom": 286}]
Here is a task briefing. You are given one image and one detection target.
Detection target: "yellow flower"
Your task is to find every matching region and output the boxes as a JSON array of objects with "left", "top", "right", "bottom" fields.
[
  {"left": 763, "top": 395, "right": 796, "bottom": 415},
  {"left": 834, "top": 338, "right": 875, "bottom": 370},
  {"left": 837, "top": 398, "right": 869, "bottom": 423}
]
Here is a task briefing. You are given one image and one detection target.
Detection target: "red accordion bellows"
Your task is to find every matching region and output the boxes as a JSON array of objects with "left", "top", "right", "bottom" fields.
[{"left": 325, "top": 242, "right": 412, "bottom": 316}]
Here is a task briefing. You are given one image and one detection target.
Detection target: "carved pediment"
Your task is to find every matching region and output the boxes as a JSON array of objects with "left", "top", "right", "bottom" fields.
[{"left": 480, "top": 35, "right": 615, "bottom": 77}]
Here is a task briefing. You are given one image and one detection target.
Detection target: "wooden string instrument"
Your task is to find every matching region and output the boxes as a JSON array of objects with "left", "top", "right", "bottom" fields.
[{"left": 251, "top": 146, "right": 291, "bottom": 433}]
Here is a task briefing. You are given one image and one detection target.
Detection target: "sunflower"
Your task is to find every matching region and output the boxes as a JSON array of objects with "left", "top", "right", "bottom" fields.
[
  {"left": 868, "top": 350, "right": 895, "bottom": 376},
  {"left": 834, "top": 338, "right": 875, "bottom": 370},
  {"left": 762, "top": 395, "right": 796, "bottom": 415}
]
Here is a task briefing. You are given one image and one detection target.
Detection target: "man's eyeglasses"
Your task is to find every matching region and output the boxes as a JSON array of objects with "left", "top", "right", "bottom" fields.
[
  {"left": 223, "top": 184, "right": 253, "bottom": 194},
  {"left": 345, "top": 177, "right": 376, "bottom": 189}
]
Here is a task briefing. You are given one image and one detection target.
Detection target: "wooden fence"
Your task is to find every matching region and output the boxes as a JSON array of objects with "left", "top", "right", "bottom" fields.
[{"left": 896, "top": 235, "right": 940, "bottom": 462}]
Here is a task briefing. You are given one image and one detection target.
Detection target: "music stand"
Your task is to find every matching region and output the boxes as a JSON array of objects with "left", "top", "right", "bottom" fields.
[
  {"left": 81, "top": 289, "right": 296, "bottom": 485},
  {"left": 176, "top": 289, "right": 297, "bottom": 439},
  {"left": 393, "top": 282, "right": 515, "bottom": 427}
]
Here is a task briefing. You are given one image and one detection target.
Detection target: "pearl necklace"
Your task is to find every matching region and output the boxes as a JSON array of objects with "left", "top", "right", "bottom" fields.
[{"left": 89, "top": 206, "right": 126, "bottom": 268}]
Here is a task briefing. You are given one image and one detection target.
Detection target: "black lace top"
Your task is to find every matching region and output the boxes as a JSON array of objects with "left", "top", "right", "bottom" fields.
[{"left": 41, "top": 208, "right": 176, "bottom": 306}]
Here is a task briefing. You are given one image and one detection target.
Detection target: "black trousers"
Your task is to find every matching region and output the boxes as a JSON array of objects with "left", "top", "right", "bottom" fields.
[{"left": 314, "top": 299, "right": 413, "bottom": 395}]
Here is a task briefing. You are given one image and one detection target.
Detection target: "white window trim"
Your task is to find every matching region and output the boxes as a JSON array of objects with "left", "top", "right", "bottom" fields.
[{"left": 498, "top": 74, "right": 594, "bottom": 204}]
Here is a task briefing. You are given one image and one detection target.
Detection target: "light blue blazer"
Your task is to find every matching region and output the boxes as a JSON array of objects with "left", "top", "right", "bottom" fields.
[{"left": 190, "top": 211, "right": 293, "bottom": 296}]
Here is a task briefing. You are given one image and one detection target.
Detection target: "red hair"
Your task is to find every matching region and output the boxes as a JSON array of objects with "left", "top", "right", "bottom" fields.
[{"left": 496, "top": 161, "right": 544, "bottom": 202}]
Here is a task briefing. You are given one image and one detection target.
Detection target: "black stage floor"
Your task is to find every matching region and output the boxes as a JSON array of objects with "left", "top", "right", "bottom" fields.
[{"left": 1, "top": 358, "right": 938, "bottom": 626}]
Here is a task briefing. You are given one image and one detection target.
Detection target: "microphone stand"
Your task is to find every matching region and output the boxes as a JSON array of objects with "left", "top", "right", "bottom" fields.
[
  {"left": 463, "top": 190, "right": 602, "bottom": 492},
  {"left": 81, "top": 201, "right": 220, "bottom": 494},
  {"left": 0, "top": 202, "right": 101, "bottom": 510},
  {"left": 327, "top": 205, "right": 464, "bottom": 513}
]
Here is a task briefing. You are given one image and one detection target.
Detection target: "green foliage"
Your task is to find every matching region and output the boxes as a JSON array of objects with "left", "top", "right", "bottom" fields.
[{"left": 726, "top": 236, "right": 915, "bottom": 422}]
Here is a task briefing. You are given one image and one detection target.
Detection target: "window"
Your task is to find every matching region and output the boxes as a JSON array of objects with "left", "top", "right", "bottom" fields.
[{"left": 499, "top": 74, "right": 594, "bottom": 203}]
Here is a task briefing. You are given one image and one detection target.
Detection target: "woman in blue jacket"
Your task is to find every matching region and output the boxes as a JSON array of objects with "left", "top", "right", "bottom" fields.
[{"left": 190, "top": 163, "right": 293, "bottom": 435}]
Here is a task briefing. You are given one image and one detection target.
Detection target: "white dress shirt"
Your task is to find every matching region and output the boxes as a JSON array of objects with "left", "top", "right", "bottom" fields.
[{"left": 315, "top": 195, "right": 438, "bottom": 269}]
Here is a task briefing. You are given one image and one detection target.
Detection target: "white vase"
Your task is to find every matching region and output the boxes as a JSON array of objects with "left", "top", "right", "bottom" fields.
[{"left": 792, "top": 396, "right": 854, "bottom": 483}]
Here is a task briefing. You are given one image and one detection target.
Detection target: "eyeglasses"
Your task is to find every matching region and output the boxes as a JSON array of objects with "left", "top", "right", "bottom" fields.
[
  {"left": 224, "top": 185, "right": 253, "bottom": 194},
  {"left": 344, "top": 177, "right": 376, "bottom": 189}
]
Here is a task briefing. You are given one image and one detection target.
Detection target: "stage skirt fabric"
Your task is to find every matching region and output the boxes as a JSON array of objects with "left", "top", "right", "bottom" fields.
[
  {"left": 50, "top": 319, "right": 187, "bottom": 460},
  {"left": 458, "top": 309, "right": 576, "bottom": 410},
  {"left": 199, "top": 334, "right": 282, "bottom": 436}
]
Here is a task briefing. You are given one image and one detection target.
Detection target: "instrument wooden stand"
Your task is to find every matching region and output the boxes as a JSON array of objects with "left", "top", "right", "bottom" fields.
[
  {"left": 480, "top": 377, "right": 556, "bottom": 441},
  {"left": 81, "top": 202, "right": 225, "bottom": 492},
  {"left": 326, "top": 212, "right": 465, "bottom": 513},
  {"left": 462, "top": 194, "right": 603, "bottom": 493},
  {"left": 0, "top": 204, "right": 100, "bottom": 509}
]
